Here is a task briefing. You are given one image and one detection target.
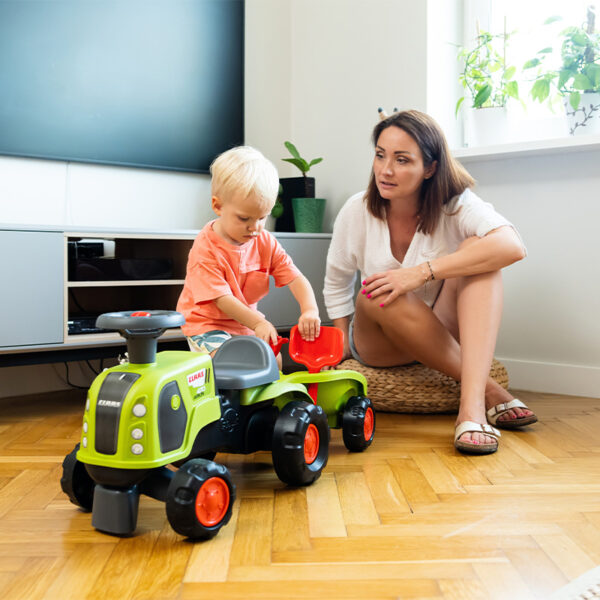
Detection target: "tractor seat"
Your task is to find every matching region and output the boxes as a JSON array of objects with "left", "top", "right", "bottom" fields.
[{"left": 212, "top": 336, "right": 280, "bottom": 390}]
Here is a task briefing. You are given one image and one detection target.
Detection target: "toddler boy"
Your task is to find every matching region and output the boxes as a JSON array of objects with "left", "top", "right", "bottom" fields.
[{"left": 176, "top": 146, "right": 321, "bottom": 361}]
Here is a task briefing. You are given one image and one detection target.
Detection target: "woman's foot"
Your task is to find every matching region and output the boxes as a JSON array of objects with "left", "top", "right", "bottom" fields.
[
  {"left": 454, "top": 421, "right": 501, "bottom": 455},
  {"left": 486, "top": 399, "right": 538, "bottom": 429},
  {"left": 484, "top": 381, "right": 537, "bottom": 427},
  {"left": 455, "top": 404, "right": 498, "bottom": 449}
]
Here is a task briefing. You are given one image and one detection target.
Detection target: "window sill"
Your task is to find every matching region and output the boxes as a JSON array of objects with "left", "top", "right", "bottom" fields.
[{"left": 452, "top": 134, "right": 600, "bottom": 163}]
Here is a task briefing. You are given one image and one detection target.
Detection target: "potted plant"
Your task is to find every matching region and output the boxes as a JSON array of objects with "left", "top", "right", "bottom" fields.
[
  {"left": 524, "top": 8, "right": 600, "bottom": 135},
  {"left": 455, "top": 21, "right": 520, "bottom": 146},
  {"left": 276, "top": 141, "right": 325, "bottom": 233}
]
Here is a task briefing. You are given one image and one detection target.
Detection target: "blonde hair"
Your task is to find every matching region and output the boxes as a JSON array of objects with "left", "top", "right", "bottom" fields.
[{"left": 210, "top": 146, "right": 279, "bottom": 211}]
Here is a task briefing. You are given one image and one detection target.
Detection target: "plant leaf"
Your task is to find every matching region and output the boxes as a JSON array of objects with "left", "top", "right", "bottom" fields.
[
  {"left": 282, "top": 157, "right": 308, "bottom": 173},
  {"left": 284, "top": 141, "right": 301, "bottom": 160},
  {"left": 531, "top": 79, "right": 550, "bottom": 103},
  {"left": 455, "top": 96, "right": 465, "bottom": 117},
  {"left": 308, "top": 157, "right": 323, "bottom": 168},
  {"left": 573, "top": 73, "right": 593, "bottom": 90},
  {"left": 506, "top": 80, "right": 519, "bottom": 100},
  {"left": 473, "top": 84, "right": 492, "bottom": 108},
  {"left": 544, "top": 16, "right": 562, "bottom": 25},
  {"left": 270, "top": 202, "right": 284, "bottom": 218},
  {"left": 558, "top": 69, "right": 571, "bottom": 89},
  {"left": 537, "top": 47, "right": 553, "bottom": 54},
  {"left": 569, "top": 91, "right": 581, "bottom": 109},
  {"left": 585, "top": 64, "right": 600, "bottom": 88},
  {"left": 503, "top": 66, "right": 516, "bottom": 80},
  {"left": 523, "top": 58, "right": 541, "bottom": 70}
]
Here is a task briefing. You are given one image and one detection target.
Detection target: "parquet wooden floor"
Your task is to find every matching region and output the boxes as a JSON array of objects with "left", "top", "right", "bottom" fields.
[{"left": 0, "top": 388, "right": 599, "bottom": 599}]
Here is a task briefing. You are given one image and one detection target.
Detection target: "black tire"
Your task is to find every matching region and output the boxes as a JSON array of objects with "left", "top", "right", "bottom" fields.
[
  {"left": 60, "top": 443, "right": 95, "bottom": 511},
  {"left": 342, "top": 396, "right": 375, "bottom": 452},
  {"left": 272, "top": 400, "right": 329, "bottom": 486},
  {"left": 166, "top": 459, "right": 235, "bottom": 540}
]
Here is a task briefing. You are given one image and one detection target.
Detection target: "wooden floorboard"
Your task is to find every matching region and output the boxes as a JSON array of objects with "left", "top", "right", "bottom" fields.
[{"left": 0, "top": 388, "right": 599, "bottom": 599}]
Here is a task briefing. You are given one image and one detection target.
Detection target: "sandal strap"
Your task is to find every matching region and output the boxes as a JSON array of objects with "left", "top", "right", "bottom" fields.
[
  {"left": 486, "top": 399, "right": 528, "bottom": 424},
  {"left": 455, "top": 421, "right": 501, "bottom": 442}
]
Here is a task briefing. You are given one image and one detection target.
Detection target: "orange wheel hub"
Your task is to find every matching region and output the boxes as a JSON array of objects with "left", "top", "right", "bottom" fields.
[
  {"left": 195, "top": 477, "right": 230, "bottom": 526},
  {"left": 363, "top": 407, "right": 374, "bottom": 440},
  {"left": 304, "top": 424, "right": 320, "bottom": 464}
]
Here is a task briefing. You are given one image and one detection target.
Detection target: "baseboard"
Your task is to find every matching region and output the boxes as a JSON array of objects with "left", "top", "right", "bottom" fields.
[{"left": 498, "top": 357, "right": 600, "bottom": 399}]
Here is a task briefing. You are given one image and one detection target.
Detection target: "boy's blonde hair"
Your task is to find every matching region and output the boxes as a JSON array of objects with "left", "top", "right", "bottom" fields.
[{"left": 210, "top": 146, "right": 279, "bottom": 211}]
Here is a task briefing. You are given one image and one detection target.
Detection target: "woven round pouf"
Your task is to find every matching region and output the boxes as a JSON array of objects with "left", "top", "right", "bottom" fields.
[{"left": 335, "top": 359, "right": 509, "bottom": 413}]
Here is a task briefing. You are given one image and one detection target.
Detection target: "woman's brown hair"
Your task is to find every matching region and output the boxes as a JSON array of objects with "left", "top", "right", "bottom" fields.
[{"left": 365, "top": 110, "right": 475, "bottom": 234}]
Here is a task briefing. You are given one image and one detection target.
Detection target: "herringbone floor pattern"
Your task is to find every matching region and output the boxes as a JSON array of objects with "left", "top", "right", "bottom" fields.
[{"left": 0, "top": 389, "right": 599, "bottom": 599}]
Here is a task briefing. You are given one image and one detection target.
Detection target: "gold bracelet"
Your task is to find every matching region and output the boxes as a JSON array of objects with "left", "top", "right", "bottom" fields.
[{"left": 426, "top": 260, "right": 436, "bottom": 281}]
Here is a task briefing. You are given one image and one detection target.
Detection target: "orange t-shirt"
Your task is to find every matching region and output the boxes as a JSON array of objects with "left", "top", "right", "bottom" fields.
[{"left": 176, "top": 221, "right": 301, "bottom": 336}]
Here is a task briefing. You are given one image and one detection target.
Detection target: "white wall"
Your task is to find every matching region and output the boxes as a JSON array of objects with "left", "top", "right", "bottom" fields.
[
  {"left": 0, "top": 0, "right": 598, "bottom": 398},
  {"left": 463, "top": 150, "right": 600, "bottom": 397}
]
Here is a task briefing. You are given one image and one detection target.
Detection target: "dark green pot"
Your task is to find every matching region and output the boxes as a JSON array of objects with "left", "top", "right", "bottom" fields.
[{"left": 292, "top": 197, "right": 326, "bottom": 233}]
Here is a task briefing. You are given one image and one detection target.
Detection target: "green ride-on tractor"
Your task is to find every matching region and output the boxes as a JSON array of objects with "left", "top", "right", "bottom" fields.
[{"left": 60, "top": 310, "right": 374, "bottom": 540}]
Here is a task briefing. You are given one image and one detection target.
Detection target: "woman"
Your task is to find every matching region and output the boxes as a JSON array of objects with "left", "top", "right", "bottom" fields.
[{"left": 324, "top": 109, "right": 535, "bottom": 455}]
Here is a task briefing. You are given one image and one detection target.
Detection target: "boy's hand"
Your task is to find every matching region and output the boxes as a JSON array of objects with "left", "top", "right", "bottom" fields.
[
  {"left": 253, "top": 319, "right": 278, "bottom": 345},
  {"left": 298, "top": 309, "right": 320, "bottom": 341}
]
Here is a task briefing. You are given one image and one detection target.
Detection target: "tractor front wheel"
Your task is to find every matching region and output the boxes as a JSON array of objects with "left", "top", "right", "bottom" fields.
[
  {"left": 60, "top": 443, "right": 95, "bottom": 511},
  {"left": 342, "top": 396, "right": 375, "bottom": 452},
  {"left": 166, "top": 459, "right": 235, "bottom": 540},
  {"left": 272, "top": 400, "right": 329, "bottom": 486}
]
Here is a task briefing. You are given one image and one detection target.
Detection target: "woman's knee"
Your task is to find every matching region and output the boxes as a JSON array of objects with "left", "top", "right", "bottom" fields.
[{"left": 356, "top": 288, "right": 418, "bottom": 321}]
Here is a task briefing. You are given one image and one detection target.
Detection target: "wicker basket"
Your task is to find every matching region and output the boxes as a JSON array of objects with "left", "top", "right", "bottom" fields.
[{"left": 335, "top": 359, "right": 509, "bottom": 414}]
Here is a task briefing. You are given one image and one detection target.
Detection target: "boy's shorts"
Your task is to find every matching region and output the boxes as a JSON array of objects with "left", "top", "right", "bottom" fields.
[{"left": 187, "top": 330, "right": 232, "bottom": 354}]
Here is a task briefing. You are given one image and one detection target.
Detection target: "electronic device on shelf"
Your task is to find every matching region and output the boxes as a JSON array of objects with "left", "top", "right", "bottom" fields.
[{"left": 68, "top": 316, "right": 104, "bottom": 336}]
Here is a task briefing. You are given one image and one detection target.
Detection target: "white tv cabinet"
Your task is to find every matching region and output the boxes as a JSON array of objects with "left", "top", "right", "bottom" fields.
[{"left": 0, "top": 225, "right": 332, "bottom": 357}]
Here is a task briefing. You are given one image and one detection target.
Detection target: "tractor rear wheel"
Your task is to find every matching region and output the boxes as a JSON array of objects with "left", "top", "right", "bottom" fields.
[{"left": 166, "top": 459, "right": 235, "bottom": 540}]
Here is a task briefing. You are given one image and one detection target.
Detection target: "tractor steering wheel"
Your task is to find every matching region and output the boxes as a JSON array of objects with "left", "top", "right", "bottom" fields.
[{"left": 96, "top": 310, "right": 185, "bottom": 334}]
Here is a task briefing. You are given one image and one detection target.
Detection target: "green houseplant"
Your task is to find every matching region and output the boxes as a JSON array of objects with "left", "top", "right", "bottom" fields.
[
  {"left": 455, "top": 25, "right": 520, "bottom": 117},
  {"left": 276, "top": 142, "right": 325, "bottom": 233},
  {"left": 524, "top": 8, "right": 600, "bottom": 134},
  {"left": 455, "top": 23, "right": 520, "bottom": 147}
]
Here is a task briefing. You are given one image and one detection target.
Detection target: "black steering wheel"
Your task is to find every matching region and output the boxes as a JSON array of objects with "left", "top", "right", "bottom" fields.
[
  {"left": 96, "top": 310, "right": 185, "bottom": 334},
  {"left": 95, "top": 310, "right": 186, "bottom": 364}
]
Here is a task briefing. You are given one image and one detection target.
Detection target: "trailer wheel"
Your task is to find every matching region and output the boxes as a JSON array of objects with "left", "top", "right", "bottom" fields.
[
  {"left": 342, "top": 396, "right": 375, "bottom": 452},
  {"left": 272, "top": 400, "right": 329, "bottom": 486}
]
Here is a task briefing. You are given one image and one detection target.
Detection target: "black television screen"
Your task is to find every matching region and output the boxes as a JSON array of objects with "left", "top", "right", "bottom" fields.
[{"left": 0, "top": 0, "right": 244, "bottom": 173}]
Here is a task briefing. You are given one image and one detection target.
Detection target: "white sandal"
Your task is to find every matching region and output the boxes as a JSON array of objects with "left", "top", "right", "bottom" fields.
[
  {"left": 486, "top": 399, "right": 538, "bottom": 429},
  {"left": 454, "top": 421, "right": 501, "bottom": 455}
]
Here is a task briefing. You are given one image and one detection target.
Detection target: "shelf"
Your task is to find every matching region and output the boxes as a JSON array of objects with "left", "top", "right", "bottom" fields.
[
  {"left": 64, "top": 327, "right": 185, "bottom": 348},
  {"left": 68, "top": 279, "right": 185, "bottom": 288},
  {"left": 452, "top": 134, "right": 600, "bottom": 163}
]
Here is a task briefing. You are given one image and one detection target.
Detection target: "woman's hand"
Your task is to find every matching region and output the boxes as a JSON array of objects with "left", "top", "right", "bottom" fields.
[
  {"left": 362, "top": 265, "right": 427, "bottom": 307},
  {"left": 297, "top": 309, "right": 321, "bottom": 341},
  {"left": 253, "top": 319, "right": 278, "bottom": 345}
]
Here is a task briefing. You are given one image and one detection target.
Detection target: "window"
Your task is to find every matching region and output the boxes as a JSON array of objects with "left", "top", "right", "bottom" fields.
[{"left": 459, "top": 0, "right": 598, "bottom": 147}]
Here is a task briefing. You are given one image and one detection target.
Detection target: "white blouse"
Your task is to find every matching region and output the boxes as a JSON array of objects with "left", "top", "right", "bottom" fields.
[{"left": 323, "top": 188, "right": 522, "bottom": 319}]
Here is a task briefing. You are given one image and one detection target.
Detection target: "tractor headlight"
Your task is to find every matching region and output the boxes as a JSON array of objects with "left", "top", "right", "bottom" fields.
[
  {"left": 85, "top": 397, "right": 90, "bottom": 412},
  {"left": 83, "top": 421, "right": 88, "bottom": 433},
  {"left": 131, "top": 443, "right": 144, "bottom": 455},
  {"left": 82, "top": 437, "right": 88, "bottom": 448},
  {"left": 131, "top": 428, "right": 143, "bottom": 440},
  {"left": 133, "top": 403, "right": 146, "bottom": 417}
]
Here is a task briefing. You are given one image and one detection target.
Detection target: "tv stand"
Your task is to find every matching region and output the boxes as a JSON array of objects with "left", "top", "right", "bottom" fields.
[{"left": 0, "top": 225, "right": 332, "bottom": 365}]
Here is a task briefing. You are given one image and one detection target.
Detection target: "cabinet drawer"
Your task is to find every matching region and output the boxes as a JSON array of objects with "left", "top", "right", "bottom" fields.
[{"left": 0, "top": 231, "right": 63, "bottom": 348}]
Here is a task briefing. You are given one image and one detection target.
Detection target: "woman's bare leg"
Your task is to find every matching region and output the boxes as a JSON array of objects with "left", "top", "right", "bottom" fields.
[
  {"left": 434, "top": 275, "right": 534, "bottom": 425},
  {"left": 353, "top": 267, "right": 531, "bottom": 445}
]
